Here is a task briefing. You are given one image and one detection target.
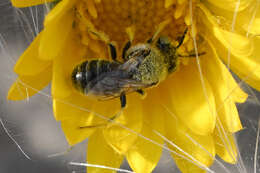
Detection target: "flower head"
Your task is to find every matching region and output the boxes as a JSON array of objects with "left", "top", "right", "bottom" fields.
[{"left": 8, "top": 0, "right": 260, "bottom": 172}]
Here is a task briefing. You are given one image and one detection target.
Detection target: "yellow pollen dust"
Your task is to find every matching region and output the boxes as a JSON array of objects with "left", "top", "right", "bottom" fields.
[{"left": 74, "top": 0, "right": 198, "bottom": 60}]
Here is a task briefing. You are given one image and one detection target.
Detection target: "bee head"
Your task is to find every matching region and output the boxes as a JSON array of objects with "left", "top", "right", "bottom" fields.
[
  {"left": 71, "top": 61, "right": 88, "bottom": 93},
  {"left": 156, "top": 36, "right": 172, "bottom": 53}
]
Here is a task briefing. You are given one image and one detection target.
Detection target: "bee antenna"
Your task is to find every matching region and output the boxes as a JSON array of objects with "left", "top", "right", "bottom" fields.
[
  {"left": 178, "top": 51, "right": 206, "bottom": 58},
  {"left": 176, "top": 28, "right": 188, "bottom": 48}
]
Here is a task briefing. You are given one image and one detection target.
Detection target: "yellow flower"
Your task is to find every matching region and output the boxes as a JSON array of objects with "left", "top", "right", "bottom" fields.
[{"left": 7, "top": 0, "right": 260, "bottom": 172}]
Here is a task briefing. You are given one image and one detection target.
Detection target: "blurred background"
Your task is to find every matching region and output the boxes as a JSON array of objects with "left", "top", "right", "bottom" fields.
[{"left": 0, "top": 0, "right": 259, "bottom": 173}]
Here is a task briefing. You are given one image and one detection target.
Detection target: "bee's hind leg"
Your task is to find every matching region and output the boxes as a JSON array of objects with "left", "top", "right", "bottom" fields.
[
  {"left": 120, "top": 93, "right": 127, "bottom": 108},
  {"left": 93, "top": 93, "right": 126, "bottom": 125},
  {"left": 136, "top": 89, "right": 145, "bottom": 95},
  {"left": 136, "top": 89, "right": 147, "bottom": 99},
  {"left": 79, "top": 94, "right": 127, "bottom": 129},
  {"left": 78, "top": 111, "right": 123, "bottom": 129},
  {"left": 107, "top": 93, "right": 126, "bottom": 120}
]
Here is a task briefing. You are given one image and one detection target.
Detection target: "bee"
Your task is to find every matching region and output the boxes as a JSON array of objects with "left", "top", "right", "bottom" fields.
[{"left": 71, "top": 26, "right": 204, "bottom": 111}]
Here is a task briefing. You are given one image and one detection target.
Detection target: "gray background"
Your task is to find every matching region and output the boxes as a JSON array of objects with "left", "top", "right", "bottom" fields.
[{"left": 0, "top": 0, "right": 259, "bottom": 172}]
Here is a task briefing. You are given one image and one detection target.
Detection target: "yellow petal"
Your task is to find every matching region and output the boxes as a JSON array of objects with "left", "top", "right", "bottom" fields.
[
  {"left": 205, "top": 46, "right": 247, "bottom": 104},
  {"left": 126, "top": 124, "right": 163, "bottom": 173},
  {"left": 14, "top": 32, "right": 51, "bottom": 76},
  {"left": 166, "top": 114, "right": 215, "bottom": 173},
  {"left": 11, "top": 0, "right": 55, "bottom": 7},
  {"left": 212, "top": 28, "right": 253, "bottom": 58},
  {"left": 245, "top": 17, "right": 260, "bottom": 35},
  {"left": 51, "top": 30, "right": 85, "bottom": 99},
  {"left": 87, "top": 130, "right": 124, "bottom": 173},
  {"left": 166, "top": 60, "right": 216, "bottom": 135},
  {"left": 8, "top": 65, "right": 52, "bottom": 100},
  {"left": 59, "top": 94, "right": 121, "bottom": 123},
  {"left": 53, "top": 94, "right": 94, "bottom": 121},
  {"left": 126, "top": 93, "right": 165, "bottom": 173},
  {"left": 61, "top": 118, "right": 96, "bottom": 146},
  {"left": 39, "top": 6, "right": 74, "bottom": 60},
  {"left": 53, "top": 92, "right": 120, "bottom": 121},
  {"left": 201, "top": 44, "right": 244, "bottom": 133},
  {"left": 220, "top": 63, "right": 248, "bottom": 104},
  {"left": 51, "top": 54, "right": 72, "bottom": 98},
  {"left": 214, "top": 121, "right": 238, "bottom": 164},
  {"left": 198, "top": 4, "right": 253, "bottom": 57},
  {"left": 103, "top": 94, "right": 143, "bottom": 154},
  {"left": 199, "top": 5, "right": 260, "bottom": 91},
  {"left": 57, "top": 93, "right": 123, "bottom": 145},
  {"left": 205, "top": 0, "right": 253, "bottom": 12},
  {"left": 224, "top": 69, "right": 248, "bottom": 104},
  {"left": 44, "top": 0, "right": 76, "bottom": 26},
  {"left": 217, "top": 35, "right": 260, "bottom": 91},
  {"left": 204, "top": 0, "right": 260, "bottom": 35}
]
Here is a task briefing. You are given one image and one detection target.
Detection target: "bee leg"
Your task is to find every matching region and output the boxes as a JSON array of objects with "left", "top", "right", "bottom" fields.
[
  {"left": 79, "top": 124, "right": 105, "bottom": 129},
  {"left": 108, "top": 43, "right": 118, "bottom": 62},
  {"left": 78, "top": 110, "right": 123, "bottom": 129},
  {"left": 99, "top": 93, "right": 126, "bottom": 123},
  {"left": 122, "top": 41, "right": 131, "bottom": 61},
  {"left": 136, "top": 89, "right": 145, "bottom": 95},
  {"left": 120, "top": 93, "right": 127, "bottom": 108},
  {"left": 123, "top": 26, "right": 135, "bottom": 61},
  {"left": 102, "top": 94, "right": 126, "bottom": 122},
  {"left": 176, "top": 28, "right": 188, "bottom": 48},
  {"left": 87, "top": 29, "right": 119, "bottom": 62},
  {"left": 78, "top": 95, "right": 126, "bottom": 129},
  {"left": 78, "top": 110, "right": 124, "bottom": 129}
]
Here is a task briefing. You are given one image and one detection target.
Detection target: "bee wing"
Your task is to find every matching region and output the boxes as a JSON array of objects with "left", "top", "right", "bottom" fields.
[{"left": 90, "top": 72, "right": 150, "bottom": 101}]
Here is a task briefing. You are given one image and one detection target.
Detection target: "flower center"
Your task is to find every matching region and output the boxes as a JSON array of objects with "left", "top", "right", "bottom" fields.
[{"left": 74, "top": 0, "right": 199, "bottom": 61}]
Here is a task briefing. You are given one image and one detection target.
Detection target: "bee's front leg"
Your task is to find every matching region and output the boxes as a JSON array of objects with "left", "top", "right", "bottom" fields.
[
  {"left": 122, "top": 26, "right": 136, "bottom": 62},
  {"left": 108, "top": 43, "right": 119, "bottom": 62},
  {"left": 97, "top": 93, "right": 126, "bottom": 123},
  {"left": 122, "top": 41, "right": 131, "bottom": 62}
]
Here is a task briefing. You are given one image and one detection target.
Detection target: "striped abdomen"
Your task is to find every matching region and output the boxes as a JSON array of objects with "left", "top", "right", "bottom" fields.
[{"left": 71, "top": 60, "right": 120, "bottom": 95}]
